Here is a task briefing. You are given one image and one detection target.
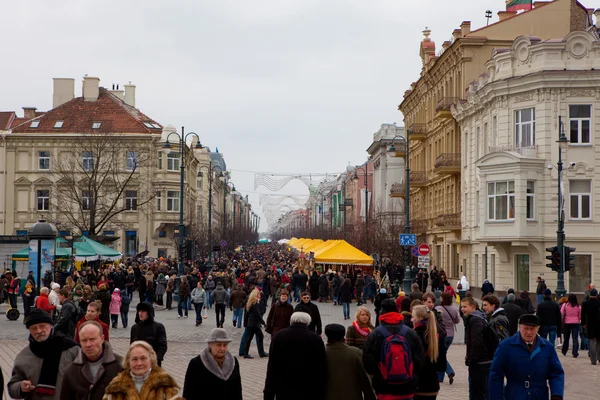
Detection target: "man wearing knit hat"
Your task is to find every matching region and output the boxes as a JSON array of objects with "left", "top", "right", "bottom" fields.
[
  {"left": 7, "top": 308, "right": 79, "bottom": 399},
  {"left": 324, "top": 323, "right": 375, "bottom": 400},
  {"left": 362, "top": 299, "right": 425, "bottom": 400}
]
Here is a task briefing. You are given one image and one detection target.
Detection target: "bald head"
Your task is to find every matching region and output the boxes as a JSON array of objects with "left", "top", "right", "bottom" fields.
[{"left": 79, "top": 321, "right": 104, "bottom": 361}]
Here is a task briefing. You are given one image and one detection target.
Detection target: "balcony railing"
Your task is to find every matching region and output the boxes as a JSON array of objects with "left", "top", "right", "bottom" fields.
[
  {"left": 409, "top": 171, "right": 428, "bottom": 185},
  {"left": 435, "top": 213, "right": 461, "bottom": 229},
  {"left": 435, "top": 97, "right": 459, "bottom": 112},
  {"left": 390, "top": 182, "right": 406, "bottom": 197},
  {"left": 407, "top": 123, "right": 427, "bottom": 135},
  {"left": 434, "top": 153, "right": 460, "bottom": 169},
  {"left": 488, "top": 145, "right": 538, "bottom": 158}
]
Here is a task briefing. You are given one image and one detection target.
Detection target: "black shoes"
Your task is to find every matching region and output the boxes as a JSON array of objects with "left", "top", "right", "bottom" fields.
[
  {"left": 233, "top": 320, "right": 237, "bottom": 327},
  {"left": 259, "top": 353, "right": 269, "bottom": 358},
  {"left": 449, "top": 373, "right": 455, "bottom": 385},
  {"left": 244, "top": 355, "right": 254, "bottom": 359}
]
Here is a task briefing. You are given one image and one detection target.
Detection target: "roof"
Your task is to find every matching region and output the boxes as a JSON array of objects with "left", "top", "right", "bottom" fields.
[
  {"left": 313, "top": 240, "right": 374, "bottom": 266},
  {"left": 10, "top": 87, "right": 162, "bottom": 134},
  {"left": 210, "top": 151, "right": 227, "bottom": 171},
  {"left": 0, "top": 112, "right": 15, "bottom": 130}
]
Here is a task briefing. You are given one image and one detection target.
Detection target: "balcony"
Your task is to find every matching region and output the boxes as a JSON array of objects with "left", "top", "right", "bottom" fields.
[
  {"left": 409, "top": 171, "right": 428, "bottom": 187},
  {"left": 435, "top": 213, "right": 461, "bottom": 231},
  {"left": 389, "top": 182, "right": 406, "bottom": 198},
  {"left": 435, "top": 97, "right": 459, "bottom": 120},
  {"left": 434, "top": 153, "right": 461, "bottom": 175},
  {"left": 488, "top": 145, "right": 538, "bottom": 158},
  {"left": 411, "top": 218, "right": 428, "bottom": 233},
  {"left": 388, "top": 141, "right": 407, "bottom": 158},
  {"left": 407, "top": 123, "right": 426, "bottom": 141}
]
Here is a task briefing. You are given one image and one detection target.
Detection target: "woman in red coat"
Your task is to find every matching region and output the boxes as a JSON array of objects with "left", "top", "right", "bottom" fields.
[{"left": 35, "top": 287, "right": 55, "bottom": 313}]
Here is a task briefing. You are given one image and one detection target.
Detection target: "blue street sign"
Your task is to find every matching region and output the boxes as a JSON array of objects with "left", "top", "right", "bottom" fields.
[
  {"left": 412, "top": 246, "right": 420, "bottom": 257},
  {"left": 399, "top": 234, "right": 417, "bottom": 246}
]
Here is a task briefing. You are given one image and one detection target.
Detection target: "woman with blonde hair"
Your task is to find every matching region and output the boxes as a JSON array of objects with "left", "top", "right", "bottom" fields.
[
  {"left": 103, "top": 340, "right": 180, "bottom": 400},
  {"left": 243, "top": 288, "right": 268, "bottom": 359},
  {"left": 345, "top": 305, "right": 374, "bottom": 350},
  {"left": 411, "top": 305, "right": 446, "bottom": 400}
]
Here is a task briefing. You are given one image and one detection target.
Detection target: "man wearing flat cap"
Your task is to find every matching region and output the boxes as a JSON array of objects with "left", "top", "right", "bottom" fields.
[
  {"left": 324, "top": 323, "right": 375, "bottom": 400},
  {"left": 183, "top": 328, "right": 242, "bottom": 400},
  {"left": 7, "top": 308, "right": 79, "bottom": 399},
  {"left": 489, "top": 314, "right": 564, "bottom": 400}
]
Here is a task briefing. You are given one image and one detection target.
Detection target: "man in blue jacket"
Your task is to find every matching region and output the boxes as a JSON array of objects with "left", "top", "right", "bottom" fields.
[{"left": 489, "top": 314, "right": 564, "bottom": 400}]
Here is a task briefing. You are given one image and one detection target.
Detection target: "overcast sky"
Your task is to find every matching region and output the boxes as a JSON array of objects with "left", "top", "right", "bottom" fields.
[{"left": 2, "top": 0, "right": 592, "bottom": 233}]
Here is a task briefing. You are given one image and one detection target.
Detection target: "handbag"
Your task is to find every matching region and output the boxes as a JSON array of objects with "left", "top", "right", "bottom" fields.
[{"left": 201, "top": 307, "right": 208, "bottom": 319}]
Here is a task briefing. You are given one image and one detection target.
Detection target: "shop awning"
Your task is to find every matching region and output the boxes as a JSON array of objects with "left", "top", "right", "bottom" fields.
[
  {"left": 12, "top": 237, "right": 121, "bottom": 262},
  {"left": 313, "top": 240, "right": 374, "bottom": 266}
]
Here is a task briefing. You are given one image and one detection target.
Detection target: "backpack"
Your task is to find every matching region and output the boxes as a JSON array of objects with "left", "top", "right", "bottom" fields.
[
  {"left": 376, "top": 324, "right": 414, "bottom": 385},
  {"left": 478, "top": 316, "right": 500, "bottom": 354}
]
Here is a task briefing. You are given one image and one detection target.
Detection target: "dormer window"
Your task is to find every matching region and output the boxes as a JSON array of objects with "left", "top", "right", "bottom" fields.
[
  {"left": 30, "top": 121, "right": 40, "bottom": 128},
  {"left": 92, "top": 121, "right": 102, "bottom": 129},
  {"left": 143, "top": 122, "right": 154, "bottom": 128},
  {"left": 54, "top": 120, "right": 64, "bottom": 129}
]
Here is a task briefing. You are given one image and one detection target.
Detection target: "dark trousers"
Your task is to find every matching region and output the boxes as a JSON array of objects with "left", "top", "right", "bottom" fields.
[
  {"left": 194, "top": 302, "right": 204, "bottom": 323},
  {"left": 563, "top": 323, "right": 581, "bottom": 357},
  {"left": 468, "top": 362, "right": 491, "bottom": 400},
  {"left": 166, "top": 292, "right": 173, "bottom": 310},
  {"left": 111, "top": 314, "right": 119, "bottom": 327},
  {"left": 415, "top": 395, "right": 436, "bottom": 400},
  {"left": 244, "top": 326, "right": 265, "bottom": 355},
  {"left": 215, "top": 303, "right": 226, "bottom": 326},
  {"left": 178, "top": 296, "right": 189, "bottom": 316},
  {"left": 120, "top": 311, "right": 128, "bottom": 328},
  {"left": 8, "top": 294, "right": 17, "bottom": 308}
]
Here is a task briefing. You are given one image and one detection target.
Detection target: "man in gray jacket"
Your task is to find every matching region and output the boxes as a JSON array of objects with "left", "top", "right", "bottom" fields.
[
  {"left": 212, "top": 281, "right": 230, "bottom": 328},
  {"left": 8, "top": 308, "right": 79, "bottom": 399}
]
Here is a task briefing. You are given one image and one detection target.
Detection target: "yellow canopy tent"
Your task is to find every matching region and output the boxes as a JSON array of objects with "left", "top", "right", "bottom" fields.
[
  {"left": 291, "top": 238, "right": 312, "bottom": 250},
  {"left": 314, "top": 240, "right": 374, "bottom": 266},
  {"left": 287, "top": 237, "right": 300, "bottom": 246},
  {"left": 311, "top": 240, "right": 342, "bottom": 257},
  {"left": 301, "top": 239, "right": 324, "bottom": 252}
]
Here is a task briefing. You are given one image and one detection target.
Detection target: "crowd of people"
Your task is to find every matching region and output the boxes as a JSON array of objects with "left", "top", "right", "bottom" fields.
[{"left": 0, "top": 242, "right": 596, "bottom": 399}]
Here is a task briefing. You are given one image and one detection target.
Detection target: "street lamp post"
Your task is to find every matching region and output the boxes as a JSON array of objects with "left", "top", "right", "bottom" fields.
[
  {"left": 389, "top": 135, "right": 412, "bottom": 293},
  {"left": 198, "top": 161, "right": 223, "bottom": 266},
  {"left": 555, "top": 116, "right": 569, "bottom": 298},
  {"left": 353, "top": 165, "right": 370, "bottom": 252},
  {"left": 164, "top": 127, "right": 202, "bottom": 276}
]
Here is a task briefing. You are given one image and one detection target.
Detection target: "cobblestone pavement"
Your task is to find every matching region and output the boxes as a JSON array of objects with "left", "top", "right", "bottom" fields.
[{"left": 1, "top": 300, "right": 597, "bottom": 399}]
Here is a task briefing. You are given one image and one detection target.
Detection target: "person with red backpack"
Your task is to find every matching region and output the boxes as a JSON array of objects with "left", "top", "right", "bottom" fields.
[{"left": 362, "top": 299, "right": 425, "bottom": 400}]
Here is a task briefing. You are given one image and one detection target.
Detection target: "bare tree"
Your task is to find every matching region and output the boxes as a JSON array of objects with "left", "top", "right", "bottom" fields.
[{"left": 52, "top": 133, "right": 156, "bottom": 236}]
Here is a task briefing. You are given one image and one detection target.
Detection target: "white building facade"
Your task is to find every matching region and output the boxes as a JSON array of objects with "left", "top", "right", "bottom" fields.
[{"left": 452, "top": 31, "right": 600, "bottom": 293}]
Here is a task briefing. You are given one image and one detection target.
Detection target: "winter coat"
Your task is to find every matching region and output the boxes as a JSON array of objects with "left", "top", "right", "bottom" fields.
[
  {"left": 95, "top": 289, "right": 112, "bottom": 322},
  {"left": 109, "top": 292, "right": 122, "bottom": 315},
  {"left": 581, "top": 297, "right": 600, "bottom": 339},
  {"left": 414, "top": 321, "right": 446, "bottom": 396},
  {"left": 355, "top": 276, "right": 365, "bottom": 292},
  {"left": 325, "top": 342, "right": 376, "bottom": 400},
  {"left": 345, "top": 322, "right": 373, "bottom": 350},
  {"left": 465, "top": 310, "right": 495, "bottom": 364},
  {"left": 60, "top": 341, "right": 123, "bottom": 400},
  {"left": 295, "top": 300, "right": 323, "bottom": 335},
  {"left": 211, "top": 283, "right": 229, "bottom": 305},
  {"left": 318, "top": 275, "right": 329, "bottom": 298},
  {"left": 488, "top": 308, "right": 510, "bottom": 340},
  {"left": 309, "top": 274, "right": 320, "bottom": 300},
  {"left": 536, "top": 298, "right": 562, "bottom": 330},
  {"left": 561, "top": 303, "right": 581, "bottom": 324},
  {"left": 183, "top": 348, "right": 242, "bottom": 400},
  {"left": 331, "top": 275, "right": 341, "bottom": 295},
  {"left": 229, "top": 289, "right": 246, "bottom": 309},
  {"left": 502, "top": 302, "right": 522, "bottom": 336},
  {"left": 35, "top": 292, "right": 55, "bottom": 313},
  {"left": 204, "top": 278, "right": 216, "bottom": 291},
  {"left": 481, "top": 280, "right": 494, "bottom": 295},
  {"left": 102, "top": 366, "right": 181, "bottom": 400},
  {"left": 517, "top": 294, "right": 535, "bottom": 314},
  {"left": 435, "top": 304, "right": 460, "bottom": 338},
  {"left": 409, "top": 290, "right": 423, "bottom": 302},
  {"left": 155, "top": 275, "right": 166, "bottom": 296},
  {"left": 264, "top": 323, "right": 327, "bottom": 400},
  {"left": 7, "top": 336, "right": 80, "bottom": 400},
  {"left": 245, "top": 303, "right": 265, "bottom": 328},
  {"left": 338, "top": 283, "right": 353, "bottom": 303},
  {"left": 130, "top": 303, "right": 168, "bottom": 362},
  {"left": 166, "top": 278, "right": 175, "bottom": 293},
  {"left": 120, "top": 293, "right": 131, "bottom": 313},
  {"left": 74, "top": 316, "right": 110, "bottom": 343},
  {"left": 266, "top": 300, "right": 293, "bottom": 335},
  {"left": 55, "top": 299, "right": 79, "bottom": 338},
  {"left": 191, "top": 287, "right": 207, "bottom": 304},
  {"left": 489, "top": 333, "right": 564, "bottom": 400}
]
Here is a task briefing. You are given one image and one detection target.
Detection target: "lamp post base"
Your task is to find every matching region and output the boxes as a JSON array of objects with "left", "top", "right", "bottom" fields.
[{"left": 403, "top": 266, "right": 412, "bottom": 294}]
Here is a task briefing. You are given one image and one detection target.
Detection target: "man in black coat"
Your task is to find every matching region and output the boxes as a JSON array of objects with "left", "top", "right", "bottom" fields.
[
  {"left": 502, "top": 293, "right": 522, "bottom": 336},
  {"left": 263, "top": 311, "right": 327, "bottom": 400},
  {"left": 294, "top": 291, "right": 322, "bottom": 335},
  {"left": 582, "top": 288, "right": 600, "bottom": 364},
  {"left": 54, "top": 289, "right": 79, "bottom": 339},
  {"left": 130, "top": 301, "right": 168, "bottom": 366},
  {"left": 536, "top": 289, "right": 562, "bottom": 346}
]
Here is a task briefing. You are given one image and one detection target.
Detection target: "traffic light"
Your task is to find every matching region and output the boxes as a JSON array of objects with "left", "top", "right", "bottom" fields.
[
  {"left": 545, "top": 246, "right": 560, "bottom": 272},
  {"left": 564, "top": 246, "right": 576, "bottom": 272}
]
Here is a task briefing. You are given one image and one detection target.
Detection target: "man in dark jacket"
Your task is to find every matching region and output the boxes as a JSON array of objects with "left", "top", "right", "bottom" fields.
[
  {"left": 331, "top": 272, "right": 342, "bottom": 305},
  {"left": 502, "top": 293, "right": 522, "bottom": 336},
  {"left": 263, "top": 311, "right": 327, "bottom": 400},
  {"left": 362, "top": 299, "right": 424, "bottom": 399},
  {"left": 295, "top": 291, "right": 322, "bottom": 335},
  {"left": 535, "top": 276, "right": 547, "bottom": 308},
  {"left": 292, "top": 270, "right": 308, "bottom": 302},
  {"left": 130, "top": 301, "right": 168, "bottom": 366},
  {"left": 230, "top": 285, "right": 247, "bottom": 328},
  {"left": 536, "top": 289, "right": 562, "bottom": 346},
  {"left": 482, "top": 295, "right": 509, "bottom": 341},
  {"left": 212, "top": 281, "right": 230, "bottom": 328},
  {"left": 60, "top": 321, "right": 123, "bottom": 400},
  {"left": 54, "top": 289, "right": 79, "bottom": 339},
  {"left": 462, "top": 296, "right": 495, "bottom": 400},
  {"left": 582, "top": 288, "right": 600, "bottom": 364}
]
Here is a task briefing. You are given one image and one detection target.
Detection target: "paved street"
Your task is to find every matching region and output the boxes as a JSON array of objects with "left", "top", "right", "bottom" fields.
[{"left": 0, "top": 299, "right": 597, "bottom": 399}]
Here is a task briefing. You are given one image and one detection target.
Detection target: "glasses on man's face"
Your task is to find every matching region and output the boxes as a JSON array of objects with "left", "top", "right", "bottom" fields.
[{"left": 130, "top": 356, "right": 149, "bottom": 364}]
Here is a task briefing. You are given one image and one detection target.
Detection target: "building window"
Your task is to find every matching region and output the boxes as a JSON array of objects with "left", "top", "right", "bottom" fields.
[
  {"left": 487, "top": 181, "right": 515, "bottom": 221},
  {"left": 569, "top": 179, "right": 591, "bottom": 220},
  {"left": 159, "top": 231, "right": 167, "bottom": 238},
  {"left": 526, "top": 181, "right": 535, "bottom": 220},
  {"left": 82, "top": 152, "right": 94, "bottom": 171},
  {"left": 125, "top": 230, "right": 137, "bottom": 256},
  {"left": 37, "top": 190, "right": 50, "bottom": 211},
  {"left": 515, "top": 108, "right": 535, "bottom": 147},
  {"left": 569, "top": 255, "right": 591, "bottom": 293},
  {"left": 82, "top": 190, "right": 92, "bottom": 211},
  {"left": 476, "top": 127, "right": 480, "bottom": 160},
  {"left": 92, "top": 121, "right": 102, "bottom": 129},
  {"left": 103, "top": 230, "right": 115, "bottom": 235},
  {"left": 38, "top": 151, "right": 50, "bottom": 170},
  {"left": 156, "top": 191, "right": 162, "bottom": 211},
  {"left": 157, "top": 152, "right": 163, "bottom": 170},
  {"left": 30, "top": 121, "right": 40, "bottom": 128},
  {"left": 126, "top": 151, "right": 139, "bottom": 171},
  {"left": 569, "top": 105, "right": 591, "bottom": 145},
  {"left": 59, "top": 230, "right": 71, "bottom": 237},
  {"left": 491, "top": 116, "right": 497, "bottom": 149},
  {"left": 167, "top": 153, "right": 180, "bottom": 172},
  {"left": 167, "top": 190, "right": 180, "bottom": 212},
  {"left": 125, "top": 190, "right": 138, "bottom": 211},
  {"left": 53, "top": 120, "right": 64, "bottom": 129},
  {"left": 16, "top": 230, "right": 27, "bottom": 236}
]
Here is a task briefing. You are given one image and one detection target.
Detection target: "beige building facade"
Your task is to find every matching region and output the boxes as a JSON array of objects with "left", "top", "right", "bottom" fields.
[{"left": 395, "top": 0, "right": 592, "bottom": 281}]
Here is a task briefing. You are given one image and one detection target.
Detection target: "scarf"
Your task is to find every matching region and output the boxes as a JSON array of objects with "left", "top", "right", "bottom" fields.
[
  {"left": 199, "top": 347, "right": 235, "bottom": 381},
  {"left": 28, "top": 334, "right": 77, "bottom": 396},
  {"left": 352, "top": 320, "right": 372, "bottom": 337}
]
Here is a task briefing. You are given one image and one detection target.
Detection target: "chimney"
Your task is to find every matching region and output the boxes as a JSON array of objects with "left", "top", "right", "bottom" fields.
[
  {"left": 452, "top": 29, "right": 462, "bottom": 40},
  {"left": 460, "top": 21, "right": 471, "bottom": 36},
  {"left": 498, "top": 11, "right": 517, "bottom": 21},
  {"left": 22, "top": 107, "right": 37, "bottom": 120},
  {"left": 124, "top": 82, "right": 136, "bottom": 108},
  {"left": 53, "top": 78, "right": 75, "bottom": 108},
  {"left": 82, "top": 76, "right": 100, "bottom": 102},
  {"left": 109, "top": 83, "right": 125, "bottom": 101}
]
